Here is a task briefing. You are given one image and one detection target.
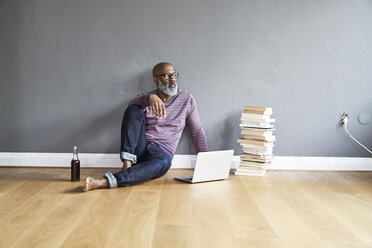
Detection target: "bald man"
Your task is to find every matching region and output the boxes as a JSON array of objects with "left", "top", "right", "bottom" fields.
[{"left": 84, "top": 62, "right": 208, "bottom": 191}]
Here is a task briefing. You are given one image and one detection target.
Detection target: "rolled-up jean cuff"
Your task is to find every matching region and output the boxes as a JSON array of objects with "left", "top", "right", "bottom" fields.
[
  {"left": 120, "top": 152, "right": 137, "bottom": 164},
  {"left": 103, "top": 172, "right": 118, "bottom": 188}
]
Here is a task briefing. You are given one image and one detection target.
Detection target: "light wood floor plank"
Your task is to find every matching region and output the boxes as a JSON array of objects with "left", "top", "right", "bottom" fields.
[
  {"left": 60, "top": 187, "right": 133, "bottom": 248},
  {"left": 0, "top": 180, "right": 52, "bottom": 219},
  {"left": 11, "top": 191, "right": 101, "bottom": 248},
  {"left": 152, "top": 225, "right": 193, "bottom": 248},
  {"left": 7, "top": 168, "right": 102, "bottom": 248},
  {"left": 246, "top": 179, "right": 334, "bottom": 248},
  {"left": 161, "top": 169, "right": 194, "bottom": 191},
  {"left": 190, "top": 181, "right": 241, "bottom": 248},
  {"left": 105, "top": 190, "right": 161, "bottom": 248},
  {"left": 225, "top": 174, "right": 277, "bottom": 239},
  {"left": 0, "top": 180, "right": 72, "bottom": 246},
  {"left": 333, "top": 172, "right": 372, "bottom": 207},
  {"left": 274, "top": 184, "right": 365, "bottom": 247},
  {"left": 151, "top": 170, "right": 195, "bottom": 247},
  {"left": 156, "top": 190, "right": 193, "bottom": 225},
  {"left": 297, "top": 172, "right": 372, "bottom": 245},
  {"left": 237, "top": 237, "right": 292, "bottom": 248},
  {"left": 262, "top": 171, "right": 372, "bottom": 248},
  {"left": 0, "top": 177, "right": 27, "bottom": 197}
]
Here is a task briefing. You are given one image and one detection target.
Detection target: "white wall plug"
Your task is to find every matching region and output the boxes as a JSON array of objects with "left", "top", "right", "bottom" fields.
[{"left": 340, "top": 113, "right": 349, "bottom": 125}]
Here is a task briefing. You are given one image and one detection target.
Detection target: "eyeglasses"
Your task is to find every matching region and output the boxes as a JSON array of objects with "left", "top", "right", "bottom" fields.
[{"left": 155, "top": 72, "right": 179, "bottom": 79}]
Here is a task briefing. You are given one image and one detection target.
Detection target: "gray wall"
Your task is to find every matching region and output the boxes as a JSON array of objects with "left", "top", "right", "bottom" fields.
[{"left": 1, "top": 0, "right": 371, "bottom": 157}]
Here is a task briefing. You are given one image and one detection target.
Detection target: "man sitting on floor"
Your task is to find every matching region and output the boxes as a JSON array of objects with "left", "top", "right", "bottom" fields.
[{"left": 84, "top": 62, "right": 208, "bottom": 191}]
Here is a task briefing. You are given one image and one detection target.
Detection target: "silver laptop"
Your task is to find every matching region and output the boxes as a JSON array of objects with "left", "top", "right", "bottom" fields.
[{"left": 174, "top": 150, "right": 234, "bottom": 183}]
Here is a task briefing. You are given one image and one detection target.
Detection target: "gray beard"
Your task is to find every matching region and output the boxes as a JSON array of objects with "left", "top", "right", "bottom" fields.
[{"left": 157, "top": 80, "right": 178, "bottom": 96}]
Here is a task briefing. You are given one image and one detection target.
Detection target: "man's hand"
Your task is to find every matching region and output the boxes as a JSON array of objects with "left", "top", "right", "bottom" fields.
[{"left": 149, "top": 94, "right": 166, "bottom": 118}]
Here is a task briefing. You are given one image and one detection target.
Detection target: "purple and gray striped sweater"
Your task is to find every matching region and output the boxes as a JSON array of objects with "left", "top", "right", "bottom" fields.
[{"left": 128, "top": 89, "right": 208, "bottom": 159}]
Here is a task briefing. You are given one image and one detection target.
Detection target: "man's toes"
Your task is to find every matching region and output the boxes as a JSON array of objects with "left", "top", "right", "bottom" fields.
[{"left": 84, "top": 178, "right": 91, "bottom": 192}]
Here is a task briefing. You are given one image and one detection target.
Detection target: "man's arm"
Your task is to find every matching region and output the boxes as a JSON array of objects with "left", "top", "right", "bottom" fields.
[
  {"left": 128, "top": 94, "right": 166, "bottom": 118},
  {"left": 186, "top": 96, "right": 208, "bottom": 152},
  {"left": 128, "top": 94, "right": 150, "bottom": 108}
]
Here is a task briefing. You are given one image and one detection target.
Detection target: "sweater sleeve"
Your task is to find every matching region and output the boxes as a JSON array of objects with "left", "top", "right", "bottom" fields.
[
  {"left": 128, "top": 94, "right": 150, "bottom": 108},
  {"left": 186, "top": 96, "right": 208, "bottom": 153}
]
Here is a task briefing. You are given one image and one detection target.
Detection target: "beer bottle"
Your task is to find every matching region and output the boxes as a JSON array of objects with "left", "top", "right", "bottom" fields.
[{"left": 71, "top": 146, "right": 80, "bottom": 181}]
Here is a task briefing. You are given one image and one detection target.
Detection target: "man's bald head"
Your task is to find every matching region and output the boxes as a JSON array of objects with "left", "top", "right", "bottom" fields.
[{"left": 152, "top": 62, "right": 175, "bottom": 76}]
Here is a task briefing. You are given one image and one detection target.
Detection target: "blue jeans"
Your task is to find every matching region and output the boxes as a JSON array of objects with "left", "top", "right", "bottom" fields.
[{"left": 103, "top": 104, "right": 172, "bottom": 188}]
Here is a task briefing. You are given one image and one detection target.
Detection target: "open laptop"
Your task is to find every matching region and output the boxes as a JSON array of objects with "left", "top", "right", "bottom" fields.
[{"left": 174, "top": 150, "right": 234, "bottom": 183}]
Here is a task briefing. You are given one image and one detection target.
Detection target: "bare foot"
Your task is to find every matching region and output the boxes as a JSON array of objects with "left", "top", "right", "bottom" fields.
[
  {"left": 84, "top": 177, "right": 108, "bottom": 192},
  {"left": 122, "top": 160, "right": 132, "bottom": 170},
  {"left": 122, "top": 164, "right": 131, "bottom": 169}
]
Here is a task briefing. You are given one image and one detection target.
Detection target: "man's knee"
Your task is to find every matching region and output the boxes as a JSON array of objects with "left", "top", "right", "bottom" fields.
[
  {"left": 158, "top": 157, "right": 170, "bottom": 167},
  {"left": 124, "top": 104, "right": 145, "bottom": 121},
  {"left": 153, "top": 157, "right": 171, "bottom": 178}
]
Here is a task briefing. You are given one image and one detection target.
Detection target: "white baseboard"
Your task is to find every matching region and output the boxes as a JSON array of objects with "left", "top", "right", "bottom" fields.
[
  {"left": 269, "top": 156, "right": 372, "bottom": 171},
  {"left": 0, "top": 152, "right": 371, "bottom": 171}
]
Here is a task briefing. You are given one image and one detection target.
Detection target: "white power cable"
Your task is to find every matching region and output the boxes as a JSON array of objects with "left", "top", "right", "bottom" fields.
[{"left": 343, "top": 121, "right": 372, "bottom": 154}]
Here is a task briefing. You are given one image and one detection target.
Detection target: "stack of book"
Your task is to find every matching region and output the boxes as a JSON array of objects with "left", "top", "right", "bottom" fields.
[{"left": 236, "top": 106, "right": 275, "bottom": 176}]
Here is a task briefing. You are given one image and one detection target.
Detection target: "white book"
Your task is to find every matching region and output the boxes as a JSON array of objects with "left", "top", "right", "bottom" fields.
[
  {"left": 244, "top": 106, "right": 272, "bottom": 115},
  {"left": 241, "top": 131, "right": 273, "bottom": 136},
  {"left": 240, "top": 157, "right": 273, "bottom": 163},
  {"left": 239, "top": 162, "right": 269, "bottom": 168},
  {"left": 242, "top": 135, "right": 276, "bottom": 142},
  {"left": 242, "top": 146, "right": 273, "bottom": 152},
  {"left": 241, "top": 112, "right": 271, "bottom": 119},
  {"left": 241, "top": 127, "right": 275, "bottom": 131},
  {"left": 238, "top": 139, "right": 274, "bottom": 147},
  {"left": 240, "top": 124, "right": 275, "bottom": 129},
  {"left": 241, "top": 117, "right": 276, "bottom": 123},
  {"left": 235, "top": 170, "right": 266, "bottom": 177},
  {"left": 241, "top": 143, "right": 274, "bottom": 149},
  {"left": 242, "top": 148, "right": 273, "bottom": 156},
  {"left": 237, "top": 166, "right": 266, "bottom": 171},
  {"left": 242, "top": 152, "right": 274, "bottom": 157}
]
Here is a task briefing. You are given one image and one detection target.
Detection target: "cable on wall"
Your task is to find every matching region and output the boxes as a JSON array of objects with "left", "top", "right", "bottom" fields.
[{"left": 340, "top": 113, "right": 372, "bottom": 155}]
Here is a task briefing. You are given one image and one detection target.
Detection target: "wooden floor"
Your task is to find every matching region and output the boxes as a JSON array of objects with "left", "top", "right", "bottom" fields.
[{"left": 0, "top": 168, "right": 372, "bottom": 248}]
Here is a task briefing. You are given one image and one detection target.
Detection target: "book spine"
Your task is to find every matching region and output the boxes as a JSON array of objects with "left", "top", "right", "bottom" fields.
[
  {"left": 238, "top": 139, "right": 273, "bottom": 147},
  {"left": 241, "top": 113, "right": 271, "bottom": 119},
  {"left": 234, "top": 171, "right": 266, "bottom": 177},
  {"left": 240, "top": 143, "right": 274, "bottom": 150},
  {"left": 239, "top": 164, "right": 268, "bottom": 169},
  {"left": 237, "top": 138, "right": 266, "bottom": 145},
  {"left": 241, "top": 131, "right": 273, "bottom": 136},
  {"left": 239, "top": 124, "right": 275, "bottom": 129},
  {"left": 244, "top": 106, "right": 272, "bottom": 112},
  {"left": 242, "top": 135, "right": 276, "bottom": 142},
  {"left": 242, "top": 149, "right": 273, "bottom": 156},
  {"left": 241, "top": 117, "right": 275, "bottom": 123}
]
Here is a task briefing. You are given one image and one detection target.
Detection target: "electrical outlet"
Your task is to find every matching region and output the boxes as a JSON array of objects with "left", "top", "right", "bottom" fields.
[{"left": 340, "top": 113, "right": 349, "bottom": 125}]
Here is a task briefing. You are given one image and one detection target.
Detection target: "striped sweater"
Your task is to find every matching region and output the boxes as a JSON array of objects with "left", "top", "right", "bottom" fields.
[{"left": 128, "top": 89, "right": 208, "bottom": 159}]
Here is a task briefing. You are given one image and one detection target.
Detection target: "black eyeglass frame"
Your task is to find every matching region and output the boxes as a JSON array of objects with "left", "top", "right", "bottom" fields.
[{"left": 154, "top": 72, "right": 179, "bottom": 79}]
